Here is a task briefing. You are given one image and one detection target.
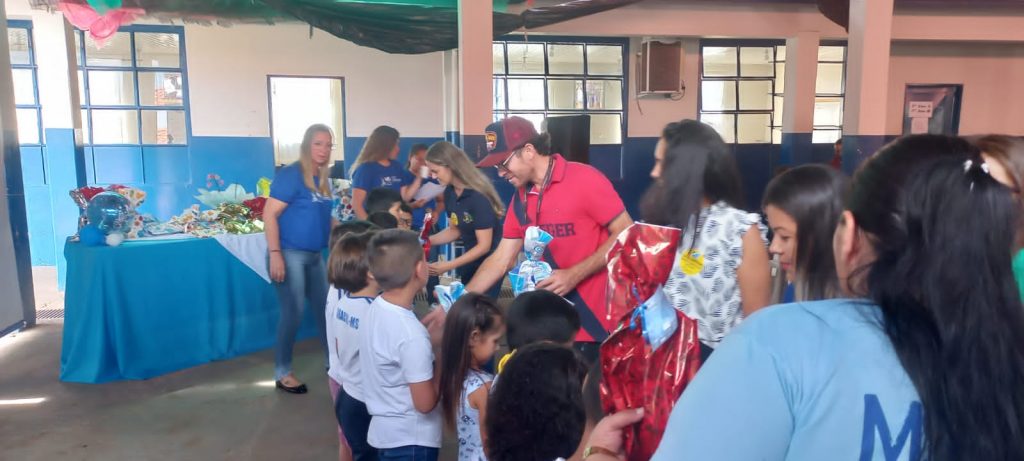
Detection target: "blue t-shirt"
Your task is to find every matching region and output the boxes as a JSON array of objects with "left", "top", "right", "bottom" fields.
[
  {"left": 352, "top": 161, "right": 414, "bottom": 192},
  {"left": 654, "top": 299, "right": 924, "bottom": 461},
  {"left": 270, "top": 163, "right": 333, "bottom": 252},
  {"left": 411, "top": 178, "right": 441, "bottom": 231},
  {"left": 443, "top": 186, "right": 501, "bottom": 255}
]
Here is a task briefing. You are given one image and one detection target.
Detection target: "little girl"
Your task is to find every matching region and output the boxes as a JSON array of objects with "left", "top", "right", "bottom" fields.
[
  {"left": 326, "top": 228, "right": 380, "bottom": 461},
  {"left": 439, "top": 293, "right": 506, "bottom": 461}
]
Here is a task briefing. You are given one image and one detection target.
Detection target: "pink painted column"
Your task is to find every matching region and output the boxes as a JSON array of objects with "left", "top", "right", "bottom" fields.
[
  {"left": 458, "top": 0, "right": 494, "bottom": 160},
  {"left": 842, "top": 0, "right": 895, "bottom": 172},
  {"left": 780, "top": 31, "right": 820, "bottom": 165}
]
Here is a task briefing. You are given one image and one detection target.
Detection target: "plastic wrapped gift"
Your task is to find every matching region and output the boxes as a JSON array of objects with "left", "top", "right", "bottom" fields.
[
  {"left": 257, "top": 177, "right": 273, "bottom": 198},
  {"left": 599, "top": 223, "right": 702, "bottom": 461},
  {"left": 508, "top": 226, "right": 554, "bottom": 296},
  {"left": 112, "top": 186, "right": 146, "bottom": 209},
  {"left": 433, "top": 280, "right": 465, "bottom": 313},
  {"left": 243, "top": 197, "right": 267, "bottom": 221},
  {"left": 195, "top": 184, "right": 255, "bottom": 209},
  {"left": 216, "top": 203, "right": 262, "bottom": 234}
]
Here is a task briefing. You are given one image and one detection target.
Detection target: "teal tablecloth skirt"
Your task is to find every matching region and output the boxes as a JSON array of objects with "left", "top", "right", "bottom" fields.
[{"left": 60, "top": 238, "right": 317, "bottom": 383}]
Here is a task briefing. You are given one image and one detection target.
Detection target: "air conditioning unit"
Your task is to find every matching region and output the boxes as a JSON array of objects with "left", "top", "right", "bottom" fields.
[{"left": 637, "top": 38, "right": 684, "bottom": 99}]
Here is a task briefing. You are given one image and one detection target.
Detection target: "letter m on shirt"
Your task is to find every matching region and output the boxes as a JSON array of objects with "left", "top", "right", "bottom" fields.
[{"left": 860, "top": 394, "right": 923, "bottom": 461}]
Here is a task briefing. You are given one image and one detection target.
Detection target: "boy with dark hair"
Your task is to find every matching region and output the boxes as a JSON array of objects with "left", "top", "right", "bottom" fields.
[
  {"left": 496, "top": 289, "right": 581, "bottom": 374},
  {"left": 367, "top": 211, "right": 399, "bottom": 230},
  {"left": 329, "top": 220, "right": 377, "bottom": 250},
  {"left": 361, "top": 229, "right": 445, "bottom": 460},
  {"left": 365, "top": 187, "right": 403, "bottom": 216}
]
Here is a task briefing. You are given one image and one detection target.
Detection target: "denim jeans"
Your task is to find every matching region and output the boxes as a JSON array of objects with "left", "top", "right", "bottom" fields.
[
  {"left": 336, "top": 388, "right": 378, "bottom": 461},
  {"left": 271, "top": 249, "right": 328, "bottom": 380},
  {"left": 377, "top": 445, "right": 438, "bottom": 461}
]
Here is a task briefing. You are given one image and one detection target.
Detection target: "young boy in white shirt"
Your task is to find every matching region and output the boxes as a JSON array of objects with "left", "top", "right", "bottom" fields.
[{"left": 362, "top": 229, "right": 445, "bottom": 460}]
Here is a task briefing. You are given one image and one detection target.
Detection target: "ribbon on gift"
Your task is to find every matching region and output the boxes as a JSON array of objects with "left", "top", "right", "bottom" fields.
[{"left": 509, "top": 226, "right": 554, "bottom": 296}]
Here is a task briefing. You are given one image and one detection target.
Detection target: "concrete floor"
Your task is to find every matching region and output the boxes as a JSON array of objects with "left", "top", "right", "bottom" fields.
[{"left": 0, "top": 324, "right": 343, "bottom": 460}]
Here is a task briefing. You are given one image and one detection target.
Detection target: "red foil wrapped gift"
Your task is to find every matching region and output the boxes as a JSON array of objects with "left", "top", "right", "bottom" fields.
[
  {"left": 243, "top": 197, "right": 267, "bottom": 221},
  {"left": 600, "top": 223, "right": 702, "bottom": 461}
]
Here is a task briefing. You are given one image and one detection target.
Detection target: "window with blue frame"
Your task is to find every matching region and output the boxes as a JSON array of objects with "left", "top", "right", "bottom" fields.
[
  {"left": 492, "top": 38, "right": 626, "bottom": 145},
  {"left": 74, "top": 26, "right": 189, "bottom": 145},
  {"left": 8, "top": 21, "right": 43, "bottom": 146}
]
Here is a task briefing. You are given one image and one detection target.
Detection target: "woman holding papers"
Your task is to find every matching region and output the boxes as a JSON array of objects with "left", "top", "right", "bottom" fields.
[{"left": 424, "top": 141, "right": 505, "bottom": 297}]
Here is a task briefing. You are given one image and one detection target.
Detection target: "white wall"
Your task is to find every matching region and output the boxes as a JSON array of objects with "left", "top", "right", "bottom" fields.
[
  {"left": 624, "top": 37, "right": 699, "bottom": 138},
  {"left": 184, "top": 23, "right": 445, "bottom": 138},
  {"left": 888, "top": 41, "right": 1024, "bottom": 136}
]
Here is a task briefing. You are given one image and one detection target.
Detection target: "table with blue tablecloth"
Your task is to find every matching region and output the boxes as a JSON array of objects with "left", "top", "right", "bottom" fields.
[{"left": 60, "top": 235, "right": 318, "bottom": 383}]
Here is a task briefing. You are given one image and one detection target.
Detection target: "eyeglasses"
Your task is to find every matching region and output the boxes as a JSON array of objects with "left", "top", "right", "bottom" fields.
[{"left": 495, "top": 148, "right": 521, "bottom": 174}]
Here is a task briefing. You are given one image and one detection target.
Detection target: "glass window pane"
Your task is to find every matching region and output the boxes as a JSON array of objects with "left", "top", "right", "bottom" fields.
[
  {"left": 813, "top": 129, "right": 842, "bottom": 144},
  {"left": 548, "top": 44, "right": 584, "bottom": 74},
  {"left": 738, "top": 80, "right": 773, "bottom": 110},
  {"left": 737, "top": 113, "right": 772, "bottom": 144},
  {"left": 90, "top": 109, "right": 139, "bottom": 144},
  {"left": 81, "top": 109, "right": 91, "bottom": 144},
  {"left": 77, "top": 70, "right": 86, "bottom": 104},
  {"left": 85, "top": 32, "right": 132, "bottom": 67},
  {"left": 509, "top": 113, "right": 546, "bottom": 133},
  {"left": 816, "top": 63, "right": 844, "bottom": 94},
  {"left": 586, "top": 45, "right": 622, "bottom": 76},
  {"left": 548, "top": 80, "right": 583, "bottom": 110},
  {"left": 139, "top": 71, "right": 184, "bottom": 106},
  {"left": 585, "top": 80, "right": 622, "bottom": 110},
  {"left": 818, "top": 46, "right": 845, "bottom": 62},
  {"left": 814, "top": 97, "right": 844, "bottom": 126},
  {"left": 775, "top": 45, "right": 786, "bottom": 62},
  {"left": 12, "top": 69, "right": 36, "bottom": 105},
  {"left": 493, "top": 78, "right": 506, "bottom": 110},
  {"left": 702, "top": 47, "right": 737, "bottom": 77},
  {"left": 772, "top": 128, "right": 782, "bottom": 144},
  {"left": 740, "top": 47, "right": 774, "bottom": 77},
  {"left": 142, "top": 110, "right": 187, "bottom": 145},
  {"left": 134, "top": 32, "right": 180, "bottom": 68},
  {"left": 773, "top": 96, "right": 785, "bottom": 126},
  {"left": 507, "top": 44, "right": 544, "bottom": 74},
  {"left": 8, "top": 28, "right": 30, "bottom": 65},
  {"left": 74, "top": 31, "right": 83, "bottom": 66},
  {"left": 16, "top": 108, "right": 39, "bottom": 144},
  {"left": 507, "top": 79, "right": 545, "bottom": 110},
  {"left": 493, "top": 43, "right": 505, "bottom": 74},
  {"left": 700, "top": 113, "right": 735, "bottom": 144},
  {"left": 590, "top": 113, "right": 622, "bottom": 145},
  {"left": 775, "top": 63, "right": 786, "bottom": 92},
  {"left": 87, "top": 70, "right": 136, "bottom": 106},
  {"left": 701, "top": 80, "right": 736, "bottom": 111}
]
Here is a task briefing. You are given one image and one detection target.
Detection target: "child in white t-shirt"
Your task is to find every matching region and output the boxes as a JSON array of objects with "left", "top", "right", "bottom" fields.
[
  {"left": 327, "top": 228, "right": 380, "bottom": 461},
  {"left": 361, "top": 229, "right": 446, "bottom": 460}
]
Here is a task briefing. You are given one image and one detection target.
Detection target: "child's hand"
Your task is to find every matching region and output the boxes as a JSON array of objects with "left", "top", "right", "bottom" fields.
[{"left": 421, "top": 307, "right": 446, "bottom": 347}]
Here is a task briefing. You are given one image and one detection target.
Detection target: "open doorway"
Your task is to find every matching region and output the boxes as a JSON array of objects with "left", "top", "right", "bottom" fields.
[{"left": 267, "top": 76, "right": 346, "bottom": 167}]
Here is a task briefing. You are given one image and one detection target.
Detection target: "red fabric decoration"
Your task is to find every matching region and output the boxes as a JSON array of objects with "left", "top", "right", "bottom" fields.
[
  {"left": 243, "top": 197, "right": 267, "bottom": 221},
  {"left": 58, "top": 2, "right": 145, "bottom": 46},
  {"left": 600, "top": 223, "right": 702, "bottom": 461},
  {"left": 80, "top": 186, "right": 106, "bottom": 202}
]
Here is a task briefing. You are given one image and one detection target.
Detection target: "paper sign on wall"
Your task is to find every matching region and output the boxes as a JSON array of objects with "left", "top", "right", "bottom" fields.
[{"left": 908, "top": 101, "right": 933, "bottom": 118}]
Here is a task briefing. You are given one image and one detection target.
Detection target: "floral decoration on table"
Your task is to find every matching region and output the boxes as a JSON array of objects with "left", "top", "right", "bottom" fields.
[{"left": 69, "top": 175, "right": 273, "bottom": 244}]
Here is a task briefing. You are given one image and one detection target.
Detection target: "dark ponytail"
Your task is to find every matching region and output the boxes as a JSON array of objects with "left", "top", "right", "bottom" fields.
[
  {"left": 849, "top": 135, "right": 1024, "bottom": 459},
  {"left": 641, "top": 119, "right": 744, "bottom": 229}
]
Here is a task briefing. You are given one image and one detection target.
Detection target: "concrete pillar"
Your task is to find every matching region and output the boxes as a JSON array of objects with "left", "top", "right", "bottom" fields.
[
  {"left": 457, "top": 0, "right": 493, "bottom": 160},
  {"left": 780, "top": 31, "right": 819, "bottom": 165},
  {"left": 0, "top": 1, "right": 35, "bottom": 331},
  {"left": 33, "top": 12, "right": 87, "bottom": 289},
  {"left": 841, "top": 0, "right": 895, "bottom": 174}
]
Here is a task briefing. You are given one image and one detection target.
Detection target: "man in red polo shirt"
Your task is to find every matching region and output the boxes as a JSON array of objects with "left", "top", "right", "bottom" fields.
[{"left": 466, "top": 116, "right": 633, "bottom": 362}]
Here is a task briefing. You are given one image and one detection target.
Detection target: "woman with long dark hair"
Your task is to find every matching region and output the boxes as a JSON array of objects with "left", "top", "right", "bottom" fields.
[
  {"left": 973, "top": 134, "right": 1024, "bottom": 297},
  {"left": 762, "top": 164, "right": 848, "bottom": 303},
  {"left": 585, "top": 135, "right": 1024, "bottom": 460},
  {"left": 641, "top": 119, "right": 771, "bottom": 349}
]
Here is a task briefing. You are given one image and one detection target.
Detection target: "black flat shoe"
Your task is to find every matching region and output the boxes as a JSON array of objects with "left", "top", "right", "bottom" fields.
[{"left": 275, "top": 380, "right": 308, "bottom": 394}]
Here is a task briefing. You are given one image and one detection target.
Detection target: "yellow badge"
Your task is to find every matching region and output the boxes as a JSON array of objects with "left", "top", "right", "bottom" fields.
[
  {"left": 449, "top": 212, "right": 459, "bottom": 227},
  {"left": 679, "top": 249, "right": 705, "bottom": 276}
]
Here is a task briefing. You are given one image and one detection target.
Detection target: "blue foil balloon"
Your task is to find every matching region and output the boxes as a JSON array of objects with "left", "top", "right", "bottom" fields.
[{"left": 85, "top": 191, "right": 134, "bottom": 234}]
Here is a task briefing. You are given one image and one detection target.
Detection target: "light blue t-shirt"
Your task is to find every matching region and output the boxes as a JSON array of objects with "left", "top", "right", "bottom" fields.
[{"left": 654, "top": 299, "right": 924, "bottom": 461}]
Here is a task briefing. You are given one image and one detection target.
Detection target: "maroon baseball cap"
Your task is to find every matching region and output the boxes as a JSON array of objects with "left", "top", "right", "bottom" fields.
[{"left": 476, "top": 116, "right": 540, "bottom": 168}]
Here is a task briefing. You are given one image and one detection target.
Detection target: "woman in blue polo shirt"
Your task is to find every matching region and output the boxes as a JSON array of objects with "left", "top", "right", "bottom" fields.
[
  {"left": 424, "top": 141, "right": 505, "bottom": 298},
  {"left": 348, "top": 125, "right": 424, "bottom": 220},
  {"left": 264, "top": 124, "right": 336, "bottom": 394}
]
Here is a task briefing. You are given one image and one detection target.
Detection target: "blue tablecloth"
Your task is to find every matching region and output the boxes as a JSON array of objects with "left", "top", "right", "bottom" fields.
[{"left": 61, "top": 237, "right": 318, "bottom": 383}]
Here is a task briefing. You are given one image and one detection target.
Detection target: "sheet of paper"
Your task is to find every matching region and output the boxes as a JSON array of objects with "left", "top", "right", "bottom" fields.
[
  {"left": 413, "top": 181, "right": 445, "bottom": 201},
  {"left": 910, "top": 117, "right": 930, "bottom": 134}
]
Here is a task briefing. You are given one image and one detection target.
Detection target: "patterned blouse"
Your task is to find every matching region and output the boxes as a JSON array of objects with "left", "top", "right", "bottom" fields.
[
  {"left": 662, "top": 201, "right": 767, "bottom": 348},
  {"left": 458, "top": 369, "right": 494, "bottom": 461}
]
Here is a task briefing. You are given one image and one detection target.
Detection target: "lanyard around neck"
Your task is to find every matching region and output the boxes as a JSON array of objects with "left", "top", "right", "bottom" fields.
[{"left": 532, "top": 157, "right": 556, "bottom": 225}]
